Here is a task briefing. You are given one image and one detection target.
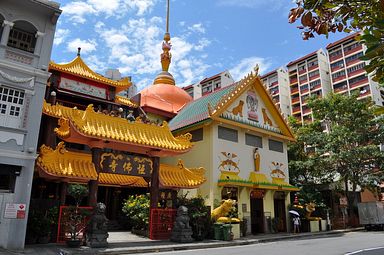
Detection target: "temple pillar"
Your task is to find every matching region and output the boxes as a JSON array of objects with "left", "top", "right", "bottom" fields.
[
  {"left": 60, "top": 182, "right": 67, "bottom": 205},
  {"left": 89, "top": 148, "right": 102, "bottom": 207},
  {"left": 150, "top": 157, "right": 160, "bottom": 209}
]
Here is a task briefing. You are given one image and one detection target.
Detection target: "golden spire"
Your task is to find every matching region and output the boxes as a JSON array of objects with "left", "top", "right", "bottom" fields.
[
  {"left": 161, "top": 0, "right": 171, "bottom": 72},
  {"left": 153, "top": 0, "right": 175, "bottom": 85}
]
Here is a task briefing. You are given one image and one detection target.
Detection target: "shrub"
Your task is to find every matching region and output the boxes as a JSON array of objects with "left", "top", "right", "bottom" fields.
[{"left": 122, "top": 194, "right": 150, "bottom": 231}]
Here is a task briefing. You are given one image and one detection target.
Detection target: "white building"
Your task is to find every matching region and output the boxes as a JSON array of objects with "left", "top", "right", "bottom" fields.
[{"left": 0, "top": 0, "right": 61, "bottom": 249}]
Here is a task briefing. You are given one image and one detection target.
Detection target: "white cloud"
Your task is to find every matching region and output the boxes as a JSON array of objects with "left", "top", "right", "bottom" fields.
[
  {"left": 188, "top": 23, "right": 206, "bottom": 34},
  {"left": 230, "top": 56, "right": 272, "bottom": 81},
  {"left": 195, "top": 38, "right": 211, "bottom": 51},
  {"left": 85, "top": 55, "right": 107, "bottom": 72},
  {"left": 61, "top": 0, "right": 157, "bottom": 24},
  {"left": 54, "top": 28, "right": 70, "bottom": 46},
  {"left": 67, "top": 38, "right": 97, "bottom": 54},
  {"left": 123, "top": 0, "right": 157, "bottom": 16},
  {"left": 61, "top": 2, "right": 97, "bottom": 24}
]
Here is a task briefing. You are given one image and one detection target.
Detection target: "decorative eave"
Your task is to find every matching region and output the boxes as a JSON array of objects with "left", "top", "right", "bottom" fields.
[
  {"left": 50, "top": 103, "right": 193, "bottom": 156},
  {"left": 37, "top": 143, "right": 205, "bottom": 189},
  {"left": 115, "top": 95, "right": 139, "bottom": 108},
  {"left": 217, "top": 170, "right": 299, "bottom": 191},
  {"left": 49, "top": 57, "right": 131, "bottom": 93},
  {"left": 159, "top": 160, "right": 206, "bottom": 189}
]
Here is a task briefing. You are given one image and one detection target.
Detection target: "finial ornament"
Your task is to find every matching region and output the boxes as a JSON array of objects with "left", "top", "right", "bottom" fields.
[
  {"left": 161, "top": 0, "right": 172, "bottom": 72},
  {"left": 77, "top": 47, "right": 81, "bottom": 57},
  {"left": 254, "top": 64, "right": 259, "bottom": 76}
]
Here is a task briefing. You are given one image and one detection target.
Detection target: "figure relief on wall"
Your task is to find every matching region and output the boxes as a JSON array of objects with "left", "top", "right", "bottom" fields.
[
  {"left": 261, "top": 108, "right": 273, "bottom": 126},
  {"left": 270, "top": 162, "right": 285, "bottom": 179},
  {"left": 218, "top": 152, "right": 240, "bottom": 173},
  {"left": 227, "top": 100, "right": 244, "bottom": 117},
  {"left": 253, "top": 147, "right": 260, "bottom": 172},
  {"left": 246, "top": 91, "right": 259, "bottom": 122}
]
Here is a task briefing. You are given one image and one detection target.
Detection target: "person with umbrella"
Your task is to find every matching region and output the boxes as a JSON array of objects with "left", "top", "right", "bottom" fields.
[{"left": 289, "top": 210, "right": 300, "bottom": 233}]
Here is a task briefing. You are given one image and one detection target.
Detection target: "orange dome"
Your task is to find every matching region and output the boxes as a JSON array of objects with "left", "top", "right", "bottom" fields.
[{"left": 140, "top": 72, "right": 192, "bottom": 117}]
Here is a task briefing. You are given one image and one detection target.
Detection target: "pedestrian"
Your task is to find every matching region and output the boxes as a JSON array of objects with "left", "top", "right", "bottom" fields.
[{"left": 293, "top": 216, "right": 300, "bottom": 234}]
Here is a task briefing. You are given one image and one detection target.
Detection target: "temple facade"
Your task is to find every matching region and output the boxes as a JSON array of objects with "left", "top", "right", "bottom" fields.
[{"left": 167, "top": 69, "right": 298, "bottom": 234}]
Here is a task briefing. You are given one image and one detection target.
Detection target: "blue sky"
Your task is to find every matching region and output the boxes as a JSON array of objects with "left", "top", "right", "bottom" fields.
[{"left": 52, "top": 0, "right": 348, "bottom": 91}]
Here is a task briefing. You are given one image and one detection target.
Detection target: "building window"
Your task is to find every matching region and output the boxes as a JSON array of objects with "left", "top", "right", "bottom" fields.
[
  {"left": 202, "top": 85, "right": 212, "bottom": 94},
  {"left": 309, "top": 79, "right": 321, "bottom": 89},
  {"left": 190, "top": 128, "right": 203, "bottom": 142},
  {"left": 332, "top": 70, "right": 346, "bottom": 79},
  {"left": 7, "top": 27, "right": 36, "bottom": 53},
  {"left": 0, "top": 165, "right": 19, "bottom": 193},
  {"left": 345, "top": 52, "right": 364, "bottom": 63},
  {"left": 308, "top": 70, "right": 319, "bottom": 78},
  {"left": 269, "top": 139, "right": 284, "bottom": 153},
  {"left": 329, "top": 49, "right": 342, "bottom": 58},
  {"left": 347, "top": 63, "right": 365, "bottom": 74},
  {"left": 0, "top": 86, "right": 25, "bottom": 129},
  {"left": 218, "top": 126, "right": 238, "bottom": 143},
  {"left": 299, "top": 75, "right": 307, "bottom": 81},
  {"left": 245, "top": 133, "right": 263, "bottom": 147},
  {"left": 308, "top": 60, "right": 318, "bottom": 67},
  {"left": 330, "top": 60, "right": 344, "bottom": 69},
  {"left": 349, "top": 74, "right": 367, "bottom": 85}
]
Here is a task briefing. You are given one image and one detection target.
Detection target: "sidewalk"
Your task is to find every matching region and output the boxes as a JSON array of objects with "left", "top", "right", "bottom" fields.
[{"left": 0, "top": 228, "right": 363, "bottom": 255}]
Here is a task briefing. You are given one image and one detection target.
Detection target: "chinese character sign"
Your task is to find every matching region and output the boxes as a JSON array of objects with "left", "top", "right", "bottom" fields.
[{"left": 100, "top": 152, "right": 153, "bottom": 177}]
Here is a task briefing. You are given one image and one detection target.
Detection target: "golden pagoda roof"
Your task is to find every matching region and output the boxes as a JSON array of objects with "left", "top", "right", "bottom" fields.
[
  {"left": 37, "top": 143, "right": 204, "bottom": 189},
  {"left": 159, "top": 160, "right": 206, "bottom": 189},
  {"left": 114, "top": 95, "right": 139, "bottom": 108},
  {"left": 49, "top": 56, "right": 131, "bottom": 93},
  {"left": 42, "top": 101, "right": 193, "bottom": 155}
]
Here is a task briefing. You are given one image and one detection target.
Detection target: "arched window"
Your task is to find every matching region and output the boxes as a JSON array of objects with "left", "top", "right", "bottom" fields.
[{"left": 7, "top": 20, "right": 37, "bottom": 53}]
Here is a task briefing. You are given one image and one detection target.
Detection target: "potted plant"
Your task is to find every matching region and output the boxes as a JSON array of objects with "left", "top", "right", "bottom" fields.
[{"left": 65, "top": 184, "right": 90, "bottom": 247}]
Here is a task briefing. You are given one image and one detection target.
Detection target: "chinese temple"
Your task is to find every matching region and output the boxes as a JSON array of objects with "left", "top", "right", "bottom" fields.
[{"left": 31, "top": 41, "right": 205, "bottom": 224}]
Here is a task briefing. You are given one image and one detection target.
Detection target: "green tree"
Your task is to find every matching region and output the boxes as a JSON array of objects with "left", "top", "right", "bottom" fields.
[
  {"left": 288, "top": 0, "right": 384, "bottom": 83},
  {"left": 299, "top": 93, "right": 384, "bottom": 209}
]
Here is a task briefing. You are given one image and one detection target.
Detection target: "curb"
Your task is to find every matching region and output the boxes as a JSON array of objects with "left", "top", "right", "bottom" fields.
[{"left": 79, "top": 228, "right": 364, "bottom": 255}]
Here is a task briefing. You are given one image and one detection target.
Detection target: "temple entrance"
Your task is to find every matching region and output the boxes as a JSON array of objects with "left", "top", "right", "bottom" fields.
[
  {"left": 273, "top": 191, "right": 287, "bottom": 232},
  {"left": 250, "top": 189, "right": 265, "bottom": 234}
]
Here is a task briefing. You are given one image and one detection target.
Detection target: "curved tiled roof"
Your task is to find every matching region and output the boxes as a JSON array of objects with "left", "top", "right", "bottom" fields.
[
  {"left": 49, "top": 56, "right": 131, "bottom": 92},
  {"left": 159, "top": 160, "right": 206, "bottom": 189},
  {"left": 114, "top": 95, "right": 139, "bottom": 108},
  {"left": 42, "top": 101, "right": 193, "bottom": 152},
  {"left": 37, "top": 143, "right": 204, "bottom": 189}
]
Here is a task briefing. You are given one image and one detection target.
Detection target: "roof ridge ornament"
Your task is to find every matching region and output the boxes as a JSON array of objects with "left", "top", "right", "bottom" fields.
[
  {"left": 77, "top": 47, "right": 81, "bottom": 57},
  {"left": 161, "top": 0, "right": 172, "bottom": 72}
]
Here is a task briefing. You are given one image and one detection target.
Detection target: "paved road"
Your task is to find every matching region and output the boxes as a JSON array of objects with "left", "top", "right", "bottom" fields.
[{"left": 129, "top": 232, "right": 384, "bottom": 255}]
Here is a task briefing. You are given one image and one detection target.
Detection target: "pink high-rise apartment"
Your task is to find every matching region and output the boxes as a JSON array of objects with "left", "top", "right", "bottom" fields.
[{"left": 326, "top": 33, "right": 383, "bottom": 106}]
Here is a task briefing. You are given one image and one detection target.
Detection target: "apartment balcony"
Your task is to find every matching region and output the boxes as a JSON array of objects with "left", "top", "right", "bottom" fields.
[
  {"left": 349, "top": 77, "right": 369, "bottom": 89},
  {"left": 309, "top": 74, "right": 320, "bottom": 81},
  {"left": 308, "top": 64, "right": 319, "bottom": 71},
  {"left": 358, "top": 90, "right": 371, "bottom": 98},
  {"left": 301, "top": 88, "right": 309, "bottom": 94},
  {"left": 330, "top": 54, "right": 343, "bottom": 62},
  {"left": 332, "top": 75, "right": 347, "bottom": 83},
  {"left": 270, "top": 81, "right": 278, "bottom": 87},
  {"left": 299, "top": 78, "right": 308, "bottom": 84},
  {"left": 292, "top": 106, "right": 301, "bottom": 113},
  {"left": 298, "top": 69, "right": 307, "bottom": 75},
  {"left": 344, "top": 45, "right": 363, "bottom": 57},
  {"left": 302, "top": 108, "right": 312, "bottom": 115},
  {"left": 346, "top": 58, "right": 362, "bottom": 67},
  {"left": 334, "top": 86, "right": 348, "bottom": 93},
  {"left": 291, "top": 87, "right": 299, "bottom": 94},
  {"left": 347, "top": 68, "right": 365, "bottom": 78},
  {"left": 291, "top": 97, "right": 300, "bottom": 103},
  {"left": 310, "top": 84, "right": 322, "bottom": 91},
  {"left": 331, "top": 65, "right": 344, "bottom": 73},
  {"left": 290, "top": 78, "right": 298, "bottom": 84}
]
